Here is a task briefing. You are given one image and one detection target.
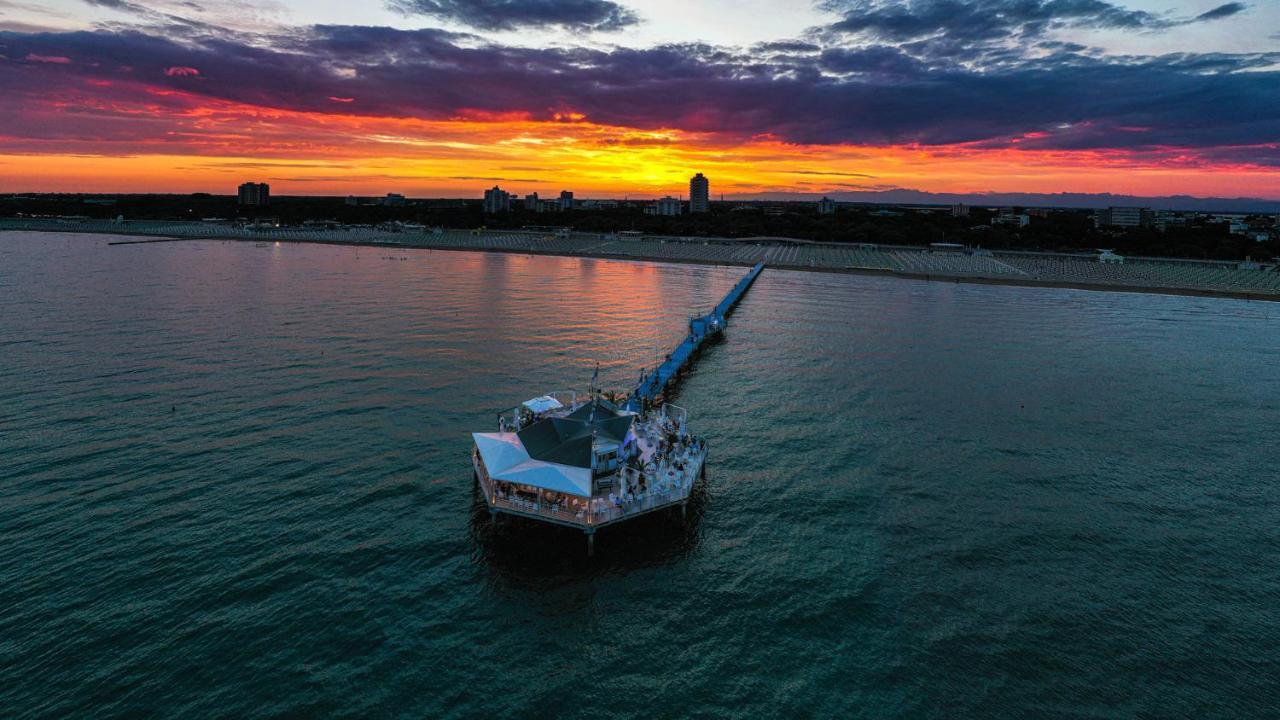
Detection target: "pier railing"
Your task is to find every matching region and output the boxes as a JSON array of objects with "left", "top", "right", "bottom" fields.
[
  {"left": 475, "top": 446, "right": 700, "bottom": 528},
  {"left": 625, "top": 262, "right": 764, "bottom": 412}
]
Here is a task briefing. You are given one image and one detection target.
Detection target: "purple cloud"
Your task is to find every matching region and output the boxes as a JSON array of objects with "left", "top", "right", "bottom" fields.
[
  {"left": 0, "top": 22, "right": 1276, "bottom": 165},
  {"left": 819, "top": 0, "right": 1250, "bottom": 49},
  {"left": 387, "top": 0, "right": 638, "bottom": 31}
]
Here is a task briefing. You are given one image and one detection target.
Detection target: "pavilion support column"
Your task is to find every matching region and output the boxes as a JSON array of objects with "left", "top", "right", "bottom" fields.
[
  {"left": 586, "top": 530, "right": 596, "bottom": 557},
  {"left": 680, "top": 502, "right": 687, "bottom": 520}
]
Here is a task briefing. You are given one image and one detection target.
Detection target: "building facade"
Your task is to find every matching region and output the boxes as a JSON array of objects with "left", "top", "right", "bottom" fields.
[
  {"left": 645, "top": 196, "right": 684, "bottom": 216},
  {"left": 559, "top": 190, "right": 575, "bottom": 211},
  {"left": 817, "top": 197, "right": 837, "bottom": 215},
  {"left": 237, "top": 182, "right": 270, "bottom": 206},
  {"left": 992, "top": 208, "right": 1030, "bottom": 227},
  {"left": 1155, "top": 211, "right": 1187, "bottom": 232},
  {"left": 1097, "top": 206, "right": 1154, "bottom": 228},
  {"left": 689, "top": 173, "right": 710, "bottom": 213},
  {"left": 483, "top": 186, "right": 512, "bottom": 213}
]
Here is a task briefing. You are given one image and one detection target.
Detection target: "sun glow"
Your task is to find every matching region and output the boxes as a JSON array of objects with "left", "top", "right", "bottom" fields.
[{"left": 3, "top": 86, "right": 1277, "bottom": 198}]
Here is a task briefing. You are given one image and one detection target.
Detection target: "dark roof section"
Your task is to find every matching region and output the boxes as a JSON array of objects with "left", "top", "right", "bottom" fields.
[
  {"left": 517, "top": 402, "right": 634, "bottom": 468},
  {"left": 565, "top": 397, "right": 626, "bottom": 421}
]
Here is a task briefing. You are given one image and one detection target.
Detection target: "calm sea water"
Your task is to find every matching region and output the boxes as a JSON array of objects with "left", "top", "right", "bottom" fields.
[{"left": 2, "top": 232, "right": 1279, "bottom": 719}]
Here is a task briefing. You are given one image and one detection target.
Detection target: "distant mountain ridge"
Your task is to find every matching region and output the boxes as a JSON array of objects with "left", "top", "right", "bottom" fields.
[{"left": 729, "top": 189, "right": 1280, "bottom": 213}]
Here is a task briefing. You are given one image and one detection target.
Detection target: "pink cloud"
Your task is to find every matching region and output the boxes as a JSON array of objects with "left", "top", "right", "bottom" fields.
[
  {"left": 164, "top": 66, "right": 200, "bottom": 77},
  {"left": 329, "top": 96, "right": 355, "bottom": 103},
  {"left": 25, "top": 54, "right": 72, "bottom": 64}
]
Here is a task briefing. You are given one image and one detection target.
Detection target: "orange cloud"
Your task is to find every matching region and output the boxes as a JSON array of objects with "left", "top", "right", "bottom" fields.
[{"left": 2, "top": 85, "right": 1277, "bottom": 199}]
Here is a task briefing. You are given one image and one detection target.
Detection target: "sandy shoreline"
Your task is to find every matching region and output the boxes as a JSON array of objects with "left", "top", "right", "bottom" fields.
[{"left": 10, "top": 228, "right": 1280, "bottom": 304}]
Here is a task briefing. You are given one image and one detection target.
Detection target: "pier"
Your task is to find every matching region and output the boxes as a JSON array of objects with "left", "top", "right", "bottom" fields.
[
  {"left": 471, "top": 262, "right": 765, "bottom": 555},
  {"left": 626, "top": 262, "right": 764, "bottom": 413}
]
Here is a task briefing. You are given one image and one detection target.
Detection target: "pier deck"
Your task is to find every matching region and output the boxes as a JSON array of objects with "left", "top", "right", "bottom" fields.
[
  {"left": 625, "top": 262, "right": 764, "bottom": 413},
  {"left": 474, "top": 443, "right": 707, "bottom": 531}
]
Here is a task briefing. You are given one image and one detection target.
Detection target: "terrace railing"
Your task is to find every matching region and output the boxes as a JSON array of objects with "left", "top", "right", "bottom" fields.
[{"left": 474, "top": 446, "right": 700, "bottom": 528}]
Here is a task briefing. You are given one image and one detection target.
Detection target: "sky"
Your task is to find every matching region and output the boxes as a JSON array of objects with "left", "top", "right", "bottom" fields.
[{"left": 0, "top": 0, "right": 1277, "bottom": 199}]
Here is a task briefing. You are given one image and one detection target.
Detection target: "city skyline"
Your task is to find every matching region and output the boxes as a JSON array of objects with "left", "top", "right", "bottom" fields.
[{"left": 1, "top": 1, "right": 1278, "bottom": 198}]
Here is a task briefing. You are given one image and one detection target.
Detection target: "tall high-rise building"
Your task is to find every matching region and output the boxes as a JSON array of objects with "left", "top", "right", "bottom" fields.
[
  {"left": 524, "top": 192, "right": 539, "bottom": 210},
  {"left": 238, "top": 182, "right": 270, "bottom": 206},
  {"left": 483, "top": 186, "right": 512, "bottom": 213},
  {"left": 689, "top": 173, "right": 709, "bottom": 213},
  {"left": 817, "top": 197, "right": 837, "bottom": 215},
  {"left": 559, "top": 190, "right": 574, "bottom": 211}
]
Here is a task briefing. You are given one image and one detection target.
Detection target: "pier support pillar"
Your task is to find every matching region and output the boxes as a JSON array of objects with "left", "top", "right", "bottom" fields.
[
  {"left": 680, "top": 502, "right": 687, "bottom": 520},
  {"left": 489, "top": 507, "right": 497, "bottom": 521},
  {"left": 586, "top": 531, "right": 596, "bottom": 557}
]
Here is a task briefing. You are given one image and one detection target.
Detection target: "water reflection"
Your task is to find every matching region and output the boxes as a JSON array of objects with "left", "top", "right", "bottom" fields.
[{"left": 9, "top": 235, "right": 1280, "bottom": 717}]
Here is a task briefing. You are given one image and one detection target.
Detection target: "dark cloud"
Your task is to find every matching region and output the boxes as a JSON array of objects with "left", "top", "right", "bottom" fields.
[
  {"left": 819, "top": 45, "right": 928, "bottom": 75},
  {"left": 194, "top": 161, "right": 357, "bottom": 169},
  {"left": 0, "top": 22, "right": 1276, "bottom": 166},
  {"left": 789, "top": 170, "right": 878, "bottom": 178},
  {"left": 387, "top": 0, "right": 638, "bottom": 31},
  {"left": 279, "top": 174, "right": 403, "bottom": 182},
  {"left": 1194, "top": 2, "right": 1247, "bottom": 22},
  {"left": 448, "top": 175, "right": 546, "bottom": 182},
  {"left": 754, "top": 40, "right": 821, "bottom": 53},
  {"left": 819, "top": 0, "right": 1248, "bottom": 48}
]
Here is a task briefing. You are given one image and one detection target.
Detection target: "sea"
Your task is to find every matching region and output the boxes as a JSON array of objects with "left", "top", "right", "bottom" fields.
[{"left": 2, "top": 232, "right": 1278, "bottom": 719}]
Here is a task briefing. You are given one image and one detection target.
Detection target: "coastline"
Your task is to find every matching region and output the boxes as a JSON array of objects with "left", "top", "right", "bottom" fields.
[{"left": 6, "top": 226, "right": 1279, "bottom": 303}]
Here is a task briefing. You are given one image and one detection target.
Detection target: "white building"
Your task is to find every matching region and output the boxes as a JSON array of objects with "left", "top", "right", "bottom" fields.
[
  {"left": 950, "top": 204, "right": 970, "bottom": 218},
  {"left": 483, "top": 186, "right": 512, "bottom": 213},
  {"left": 817, "top": 197, "right": 837, "bottom": 215},
  {"left": 646, "top": 196, "right": 683, "bottom": 216},
  {"left": 689, "top": 173, "right": 709, "bottom": 213}
]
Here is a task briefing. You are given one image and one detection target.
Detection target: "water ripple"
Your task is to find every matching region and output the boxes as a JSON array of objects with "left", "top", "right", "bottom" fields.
[{"left": 1, "top": 233, "right": 1278, "bottom": 718}]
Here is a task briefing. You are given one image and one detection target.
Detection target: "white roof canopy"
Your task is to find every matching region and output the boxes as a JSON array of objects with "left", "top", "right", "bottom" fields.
[
  {"left": 522, "top": 395, "right": 563, "bottom": 413},
  {"left": 473, "top": 432, "right": 593, "bottom": 497}
]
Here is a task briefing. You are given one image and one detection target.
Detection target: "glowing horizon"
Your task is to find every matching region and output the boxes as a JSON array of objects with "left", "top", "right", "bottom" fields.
[{"left": 1, "top": 0, "right": 1277, "bottom": 200}]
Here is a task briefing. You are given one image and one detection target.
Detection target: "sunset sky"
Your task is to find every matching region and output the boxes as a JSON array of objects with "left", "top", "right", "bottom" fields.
[{"left": 1, "top": 0, "right": 1277, "bottom": 198}]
